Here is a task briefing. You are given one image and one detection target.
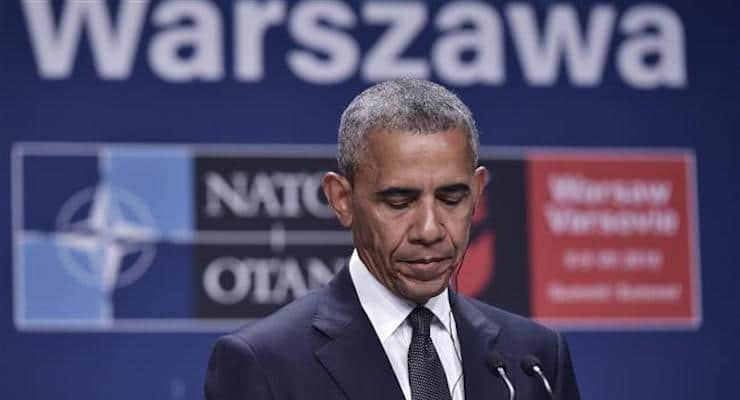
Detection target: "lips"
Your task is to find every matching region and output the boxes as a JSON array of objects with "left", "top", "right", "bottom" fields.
[
  {"left": 404, "top": 257, "right": 448, "bottom": 264},
  {"left": 396, "top": 256, "right": 453, "bottom": 281}
]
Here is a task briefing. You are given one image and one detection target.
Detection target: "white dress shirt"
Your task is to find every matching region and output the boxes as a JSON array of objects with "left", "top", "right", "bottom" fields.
[{"left": 349, "top": 250, "right": 465, "bottom": 400}]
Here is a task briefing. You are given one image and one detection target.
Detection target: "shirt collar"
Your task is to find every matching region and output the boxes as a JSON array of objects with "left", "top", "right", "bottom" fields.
[{"left": 348, "top": 249, "right": 454, "bottom": 343}]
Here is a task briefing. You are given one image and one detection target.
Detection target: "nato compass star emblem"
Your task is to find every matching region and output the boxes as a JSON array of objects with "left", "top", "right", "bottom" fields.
[
  {"left": 13, "top": 144, "right": 198, "bottom": 332},
  {"left": 54, "top": 184, "right": 159, "bottom": 291}
]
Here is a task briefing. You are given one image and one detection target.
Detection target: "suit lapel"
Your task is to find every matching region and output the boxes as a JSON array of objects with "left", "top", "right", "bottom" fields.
[
  {"left": 452, "top": 294, "right": 510, "bottom": 400},
  {"left": 312, "top": 268, "right": 510, "bottom": 400},
  {"left": 312, "top": 267, "right": 405, "bottom": 400}
]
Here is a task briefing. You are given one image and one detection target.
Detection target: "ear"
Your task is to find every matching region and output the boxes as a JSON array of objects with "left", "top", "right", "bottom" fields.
[
  {"left": 471, "top": 166, "right": 488, "bottom": 208},
  {"left": 322, "top": 172, "right": 353, "bottom": 227}
]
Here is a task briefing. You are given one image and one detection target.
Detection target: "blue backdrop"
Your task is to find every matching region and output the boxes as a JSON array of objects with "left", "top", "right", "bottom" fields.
[{"left": 1, "top": 1, "right": 738, "bottom": 399}]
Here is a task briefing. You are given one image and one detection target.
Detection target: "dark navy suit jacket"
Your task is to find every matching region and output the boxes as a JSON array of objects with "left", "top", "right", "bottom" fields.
[{"left": 205, "top": 266, "right": 580, "bottom": 400}]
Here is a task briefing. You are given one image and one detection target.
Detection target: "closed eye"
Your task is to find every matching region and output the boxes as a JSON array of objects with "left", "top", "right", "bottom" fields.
[
  {"left": 376, "top": 187, "right": 420, "bottom": 209},
  {"left": 439, "top": 194, "right": 466, "bottom": 205},
  {"left": 385, "top": 199, "right": 411, "bottom": 209},
  {"left": 436, "top": 184, "right": 470, "bottom": 205}
]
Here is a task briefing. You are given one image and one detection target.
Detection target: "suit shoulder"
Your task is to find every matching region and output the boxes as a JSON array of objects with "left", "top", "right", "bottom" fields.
[
  {"left": 207, "top": 287, "right": 331, "bottom": 396},
  {"left": 224, "top": 288, "right": 323, "bottom": 350}
]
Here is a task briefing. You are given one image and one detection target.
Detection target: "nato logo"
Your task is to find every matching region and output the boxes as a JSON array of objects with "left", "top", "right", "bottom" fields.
[
  {"left": 12, "top": 143, "right": 197, "bottom": 331},
  {"left": 11, "top": 143, "right": 349, "bottom": 332}
]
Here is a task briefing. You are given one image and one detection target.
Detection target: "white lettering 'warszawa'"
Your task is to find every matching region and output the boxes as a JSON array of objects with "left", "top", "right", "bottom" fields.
[{"left": 22, "top": 1, "right": 686, "bottom": 88}]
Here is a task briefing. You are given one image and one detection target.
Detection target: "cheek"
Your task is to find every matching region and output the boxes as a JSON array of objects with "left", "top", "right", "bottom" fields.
[
  {"left": 368, "top": 209, "right": 407, "bottom": 253},
  {"left": 354, "top": 205, "right": 402, "bottom": 253},
  {"left": 445, "top": 208, "right": 474, "bottom": 245}
]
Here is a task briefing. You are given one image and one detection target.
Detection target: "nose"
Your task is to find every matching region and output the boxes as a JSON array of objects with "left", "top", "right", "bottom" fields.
[{"left": 408, "top": 201, "right": 446, "bottom": 245}]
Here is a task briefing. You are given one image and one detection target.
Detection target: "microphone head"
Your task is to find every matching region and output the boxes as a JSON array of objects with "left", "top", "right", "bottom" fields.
[
  {"left": 485, "top": 351, "right": 506, "bottom": 373},
  {"left": 520, "top": 354, "right": 543, "bottom": 377}
]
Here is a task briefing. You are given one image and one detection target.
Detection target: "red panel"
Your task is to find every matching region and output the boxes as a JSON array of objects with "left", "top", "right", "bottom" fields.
[{"left": 527, "top": 152, "right": 700, "bottom": 328}]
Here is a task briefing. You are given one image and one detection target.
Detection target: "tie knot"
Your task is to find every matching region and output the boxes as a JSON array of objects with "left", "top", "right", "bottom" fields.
[{"left": 408, "top": 306, "right": 434, "bottom": 336}]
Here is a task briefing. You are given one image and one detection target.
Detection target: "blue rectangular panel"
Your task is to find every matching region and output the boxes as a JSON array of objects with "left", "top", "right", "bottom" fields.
[
  {"left": 22, "top": 155, "right": 99, "bottom": 232},
  {"left": 103, "top": 147, "right": 193, "bottom": 235},
  {"left": 21, "top": 235, "right": 110, "bottom": 327}
]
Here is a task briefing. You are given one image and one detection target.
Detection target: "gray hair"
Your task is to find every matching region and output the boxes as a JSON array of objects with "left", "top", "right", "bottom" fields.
[{"left": 338, "top": 78, "right": 479, "bottom": 180}]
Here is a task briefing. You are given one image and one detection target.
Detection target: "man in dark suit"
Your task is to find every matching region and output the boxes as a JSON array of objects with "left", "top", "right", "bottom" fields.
[{"left": 205, "top": 79, "right": 580, "bottom": 400}]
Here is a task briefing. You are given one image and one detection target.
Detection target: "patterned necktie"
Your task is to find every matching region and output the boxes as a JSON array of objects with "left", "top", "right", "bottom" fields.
[{"left": 407, "top": 306, "right": 453, "bottom": 400}]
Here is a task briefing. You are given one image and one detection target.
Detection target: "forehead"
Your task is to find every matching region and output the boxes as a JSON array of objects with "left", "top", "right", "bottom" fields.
[{"left": 356, "top": 129, "right": 474, "bottom": 187}]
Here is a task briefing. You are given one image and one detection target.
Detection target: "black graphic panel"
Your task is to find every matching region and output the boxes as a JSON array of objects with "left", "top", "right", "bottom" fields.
[
  {"left": 478, "top": 159, "right": 531, "bottom": 316},
  {"left": 195, "top": 244, "right": 351, "bottom": 318}
]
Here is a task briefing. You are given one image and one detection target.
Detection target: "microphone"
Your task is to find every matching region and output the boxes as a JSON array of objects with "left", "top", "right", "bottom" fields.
[
  {"left": 486, "top": 351, "right": 515, "bottom": 400},
  {"left": 520, "top": 355, "right": 553, "bottom": 399}
]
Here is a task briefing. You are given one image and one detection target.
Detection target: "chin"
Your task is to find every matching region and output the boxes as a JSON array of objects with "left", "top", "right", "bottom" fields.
[{"left": 399, "top": 281, "right": 448, "bottom": 304}]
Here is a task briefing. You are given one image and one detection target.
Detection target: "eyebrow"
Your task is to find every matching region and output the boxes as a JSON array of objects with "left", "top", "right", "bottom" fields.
[
  {"left": 374, "top": 183, "right": 471, "bottom": 198},
  {"left": 435, "top": 183, "right": 471, "bottom": 196},
  {"left": 374, "top": 187, "right": 421, "bottom": 198}
]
